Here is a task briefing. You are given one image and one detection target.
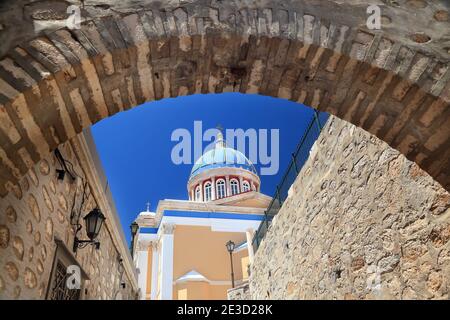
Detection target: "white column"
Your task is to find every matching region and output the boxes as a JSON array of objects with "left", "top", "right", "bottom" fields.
[
  {"left": 159, "top": 224, "right": 175, "bottom": 300},
  {"left": 239, "top": 176, "right": 244, "bottom": 193},
  {"left": 136, "top": 243, "right": 149, "bottom": 300},
  {"left": 225, "top": 175, "right": 231, "bottom": 197},
  {"left": 190, "top": 189, "right": 194, "bottom": 201},
  {"left": 211, "top": 177, "right": 216, "bottom": 200},
  {"left": 150, "top": 241, "right": 159, "bottom": 300},
  {"left": 246, "top": 229, "right": 255, "bottom": 264},
  {"left": 199, "top": 182, "right": 203, "bottom": 202}
]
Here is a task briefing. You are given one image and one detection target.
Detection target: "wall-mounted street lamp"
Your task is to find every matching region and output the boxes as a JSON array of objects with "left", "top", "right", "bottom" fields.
[
  {"left": 54, "top": 148, "right": 75, "bottom": 181},
  {"left": 130, "top": 222, "right": 139, "bottom": 258},
  {"left": 226, "top": 240, "right": 236, "bottom": 288},
  {"left": 73, "top": 208, "right": 106, "bottom": 253},
  {"left": 118, "top": 257, "right": 126, "bottom": 289}
]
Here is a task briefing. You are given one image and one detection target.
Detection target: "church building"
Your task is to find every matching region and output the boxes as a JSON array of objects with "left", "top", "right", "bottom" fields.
[{"left": 132, "top": 131, "right": 271, "bottom": 300}]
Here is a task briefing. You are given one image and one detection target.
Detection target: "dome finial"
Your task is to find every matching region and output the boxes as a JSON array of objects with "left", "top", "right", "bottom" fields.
[
  {"left": 146, "top": 202, "right": 150, "bottom": 212},
  {"left": 216, "top": 124, "right": 225, "bottom": 148}
]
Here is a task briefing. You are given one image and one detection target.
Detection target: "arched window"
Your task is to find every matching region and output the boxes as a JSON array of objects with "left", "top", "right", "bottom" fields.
[
  {"left": 230, "top": 179, "right": 239, "bottom": 196},
  {"left": 204, "top": 182, "right": 212, "bottom": 201},
  {"left": 242, "top": 181, "right": 250, "bottom": 192},
  {"left": 195, "top": 185, "right": 201, "bottom": 201},
  {"left": 216, "top": 179, "right": 226, "bottom": 199}
]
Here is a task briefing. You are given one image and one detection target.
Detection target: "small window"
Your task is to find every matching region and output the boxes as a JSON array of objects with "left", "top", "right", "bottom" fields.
[
  {"left": 204, "top": 182, "right": 212, "bottom": 201},
  {"left": 230, "top": 179, "right": 239, "bottom": 195},
  {"left": 242, "top": 181, "right": 250, "bottom": 192},
  {"left": 178, "top": 288, "right": 188, "bottom": 300},
  {"left": 46, "top": 238, "right": 89, "bottom": 300},
  {"left": 216, "top": 179, "right": 226, "bottom": 199},
  {"left": 195, "top": 186, "right": 201, "bottom": 201}
]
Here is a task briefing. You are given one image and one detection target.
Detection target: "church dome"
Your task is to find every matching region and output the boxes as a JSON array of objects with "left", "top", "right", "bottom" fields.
[
  {"left": 187, "top": 129, "right": 261, "bottom": 202},
  {"left": 189, "top": 145, "right": 257, "bottom": 180}
]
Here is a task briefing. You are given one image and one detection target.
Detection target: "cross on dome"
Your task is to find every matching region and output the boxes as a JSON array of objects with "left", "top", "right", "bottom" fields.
[{"left": 215, "top": 124, "right": 226, "bottom": 148}]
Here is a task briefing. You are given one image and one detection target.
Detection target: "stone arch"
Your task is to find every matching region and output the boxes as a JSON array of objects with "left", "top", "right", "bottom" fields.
[{"left": 0, "top": 0, "right": 449, "bottom": 196}]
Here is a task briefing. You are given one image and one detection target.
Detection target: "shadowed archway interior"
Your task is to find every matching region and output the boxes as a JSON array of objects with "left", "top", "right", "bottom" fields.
[{"left": 0, "top": 0, "right": 449, "bottom": 197}]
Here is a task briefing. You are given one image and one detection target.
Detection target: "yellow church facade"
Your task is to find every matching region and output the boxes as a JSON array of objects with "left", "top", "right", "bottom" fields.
[{"left": 132, "top": 133, "right": 271, "bottom": 300}]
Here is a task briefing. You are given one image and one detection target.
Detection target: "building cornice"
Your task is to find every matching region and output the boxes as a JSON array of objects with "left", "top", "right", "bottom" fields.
[
  {"left": 187, "top": 167, "right": 260, "bottom": 190},
  {"left": 211, "top": 190, "right": 272, "bottom": 206},
  {"left": 135, "top": 195, "right": 268, "bottom": 229}
]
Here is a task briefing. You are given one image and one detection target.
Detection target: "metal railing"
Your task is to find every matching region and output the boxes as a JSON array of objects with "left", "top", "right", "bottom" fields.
[{"left": 252, "top": 111, "right": 329, "bottom": 253}]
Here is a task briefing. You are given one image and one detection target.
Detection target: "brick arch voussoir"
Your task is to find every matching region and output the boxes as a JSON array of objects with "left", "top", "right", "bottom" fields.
[{"left": 0, "top": 7, "right": 449, "bottom": 196}]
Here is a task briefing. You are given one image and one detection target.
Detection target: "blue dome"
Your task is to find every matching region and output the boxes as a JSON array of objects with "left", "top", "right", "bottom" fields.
[{"left": 189, "top": 146, "right": 257, "bottom": 179}]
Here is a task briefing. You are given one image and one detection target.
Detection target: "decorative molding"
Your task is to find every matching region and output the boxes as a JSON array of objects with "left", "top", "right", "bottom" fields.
[
  {"left": 137, "top": 241, "right": 150, "bottom": 251},
  {"left": 149, "top": 197, "right": 269, "bottom": 229},
  {"left": 187, "top": 167, "right": 260, "bottom": 192},
  {"left": 161, "top": 223, "right": 175, "bottom": 235}
]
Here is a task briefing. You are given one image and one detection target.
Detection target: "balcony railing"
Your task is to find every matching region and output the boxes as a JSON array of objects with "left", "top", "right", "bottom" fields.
[{"left": 252, "top": 111, "right": 329, "bottom": 253}]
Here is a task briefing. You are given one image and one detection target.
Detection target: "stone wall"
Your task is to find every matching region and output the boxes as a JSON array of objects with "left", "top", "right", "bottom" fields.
[
  {"left": 0, "top": 133, "right": 137, "bottom": 299},
  {"left": 227, "top": 282, "right": 251, "bottom": 300},
  {"left": 249, "top": 116, "right": 449, "bottom": 300}
]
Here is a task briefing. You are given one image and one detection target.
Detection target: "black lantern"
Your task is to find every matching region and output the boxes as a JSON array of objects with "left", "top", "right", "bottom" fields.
[
  {"left": 118, "top": 257, "right": 124, "bottom": 274},
  {"left": 226, "top": 240, "right": 236, "bottom": 253},
  {"left": 73, "top": 208, "right": 106, "bottom": 253},
  {"left": 117, "top": 257, "right": 126, "bottom": 290},
  {"left": 54, "top": 148, "right": 75, "bottom": 181},
  {"left": 130, "top": 222, "right": 139, "bottom": 236},
  {"left": 225, "top": 240, "right": 236, "bottom": 288},
  {"left": 84, "top": 208, "right": 106, "bottom": 240},
  {"left": 56, "top": 169, "right": 66, "bottom": 181},
  {"left": 130, "top": 222, "right": 139, "bottom": 257}
]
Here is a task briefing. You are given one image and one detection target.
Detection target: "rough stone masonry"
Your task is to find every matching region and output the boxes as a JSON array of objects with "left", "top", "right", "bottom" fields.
[
  {"left": 247, "top": 116, "right": 449, "bottom": 299},
  {"left": 0, "top": 0, "right": 448, "bottom": 196},
  {"left": 0, "top": 133, "right": 138, "bottom": 299},
  {"left": 0, "top": 0, "right": 449, "bottom": 301}
]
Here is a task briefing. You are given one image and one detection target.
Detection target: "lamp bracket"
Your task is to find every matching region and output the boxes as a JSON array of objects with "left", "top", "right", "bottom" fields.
[{"left": 73, "top": 237, "right": 100, "bottom": 253}]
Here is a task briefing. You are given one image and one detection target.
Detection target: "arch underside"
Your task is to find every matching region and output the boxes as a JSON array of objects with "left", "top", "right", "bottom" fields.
[{"left": 0, "top": 4, "right": 449, "bottom": 196}]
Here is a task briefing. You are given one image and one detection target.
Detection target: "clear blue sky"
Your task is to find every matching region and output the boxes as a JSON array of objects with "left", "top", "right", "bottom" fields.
[{"left": 91, "top": 93, "right": 316, "bottom": 244}]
